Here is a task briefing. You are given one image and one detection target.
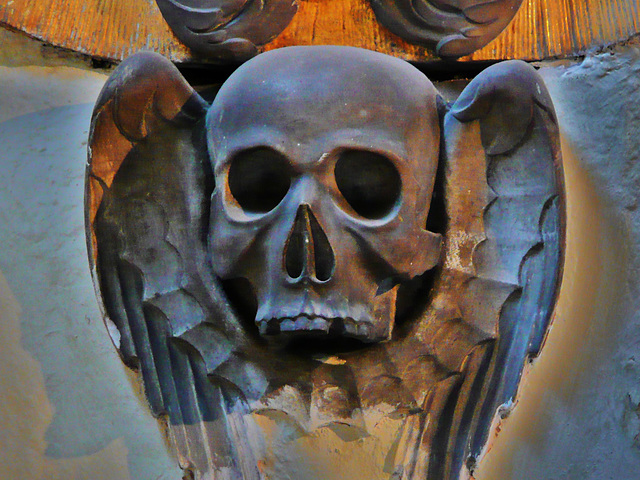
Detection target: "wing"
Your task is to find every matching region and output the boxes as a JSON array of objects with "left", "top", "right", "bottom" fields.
[
  {"left": 368, "top": 0, "right": 523, "bottom": 57},
  {"left": 87, "top": 52, "right": 264, "bottom": 479},
  {"left": 443, "top": 60, "right": 564, "bottom": 478},
  {"left": 387, "top": 61, "right": 564, "bottom": 479},
  {"left": 154, "top": 0, "right": 297, "bottom": 61}
]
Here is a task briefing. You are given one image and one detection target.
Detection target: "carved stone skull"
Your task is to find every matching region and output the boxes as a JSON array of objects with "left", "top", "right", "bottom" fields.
[{"left": 207, "top": 46, "right": 442, "bottom": 342}]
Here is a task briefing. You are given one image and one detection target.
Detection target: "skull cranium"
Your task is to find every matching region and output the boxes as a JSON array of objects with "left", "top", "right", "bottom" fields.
[{"left": 207, "top": 46, "right": 442, "bottom": 342}]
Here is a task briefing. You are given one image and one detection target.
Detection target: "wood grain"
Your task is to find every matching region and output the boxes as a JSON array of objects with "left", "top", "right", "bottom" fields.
[{"left": 1, "top": 0, "right": 639, "bottom": 63}]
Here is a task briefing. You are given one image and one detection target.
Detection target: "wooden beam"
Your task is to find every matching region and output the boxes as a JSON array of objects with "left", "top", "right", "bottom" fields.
[{"left": 1, "top": 0, "right": 639, "bottom": 63}]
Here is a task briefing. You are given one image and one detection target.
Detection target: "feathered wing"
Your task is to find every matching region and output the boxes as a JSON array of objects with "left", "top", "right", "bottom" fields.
[
  {"left": 368, "top": 0, "right": 523, "bottom": 57},
  {"left": 451, "top": 61, "right": 564, "bottom": 471},
  {"left": 444, "top": 60, "right": 564, "bottom": 478},
  {"left": 87, "top": 52, "right": 264, "bottom": 480},
  {"left": 388, "top": 60, "right": 564, "bottom": 479}
]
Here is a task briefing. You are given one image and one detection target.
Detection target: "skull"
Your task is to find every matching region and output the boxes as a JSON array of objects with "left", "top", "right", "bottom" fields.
[{"left": 206, "top": 46, "right": 442, "bottom": 342}]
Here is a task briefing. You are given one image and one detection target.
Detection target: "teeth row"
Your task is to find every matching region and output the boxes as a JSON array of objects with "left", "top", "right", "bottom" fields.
[{"left": 257, "top": 316, "right": 371, "bottom": 337}]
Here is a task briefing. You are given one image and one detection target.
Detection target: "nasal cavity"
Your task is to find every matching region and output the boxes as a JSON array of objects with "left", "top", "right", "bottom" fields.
[{"left": 284, "top": 205, "right": 335, "bottom": 282}]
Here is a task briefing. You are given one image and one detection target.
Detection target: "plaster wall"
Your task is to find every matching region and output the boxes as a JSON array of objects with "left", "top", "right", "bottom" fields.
[
  {"left": 0, "top": 55, "right": 180, "bottom": 479},
  {"left": 0, "top": 31, "right": 640, "bottom": 479},
  {"left": 476, "top": 47, "right": 640, "bottom": 480}
]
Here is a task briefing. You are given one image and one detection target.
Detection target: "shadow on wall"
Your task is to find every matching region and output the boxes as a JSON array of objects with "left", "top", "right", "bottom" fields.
[
  {"left": 476, "top": 41, "right": 640, "bottom": 476},
  {"left": 474, "top": 136, "right": 632, "bottom": 479},
  {"left": 0, "top": 65, "right": 181, "bottom": 480},
  {"left": 0, "top": 268, "right": 133, "bottom": 478}
]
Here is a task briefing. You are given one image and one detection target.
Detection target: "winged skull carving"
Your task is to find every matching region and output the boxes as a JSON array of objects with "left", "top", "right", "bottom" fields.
[
  {"left": 87, "top": 47, "right": 564, "bottom": 479},
  {"left": 368, "top": 0, "right": 524, "bottom": 57}
]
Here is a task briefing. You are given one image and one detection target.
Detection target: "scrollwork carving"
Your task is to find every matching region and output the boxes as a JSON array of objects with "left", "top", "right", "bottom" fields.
[
  {"left": 368, "top": 0, "right": 524, "bottom": 57},
  {"left": 154, "top": 0, "right": 297, "bottom": 61}
]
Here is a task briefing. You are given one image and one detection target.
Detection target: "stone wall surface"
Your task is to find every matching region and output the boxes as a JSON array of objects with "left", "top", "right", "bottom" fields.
[{"left": 1, "top": 30, "right": 640, "bottom": 480}]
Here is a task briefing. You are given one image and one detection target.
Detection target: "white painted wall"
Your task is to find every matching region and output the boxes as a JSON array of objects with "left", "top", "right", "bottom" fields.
[{"left": 0, "top": 56, "right": 181, "bottom": 479}]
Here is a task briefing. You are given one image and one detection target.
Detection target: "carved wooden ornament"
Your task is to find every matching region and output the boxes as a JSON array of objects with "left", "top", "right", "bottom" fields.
[
  {"left": 151, "top": 0, "right": 523, "bottom": 59},
  {"left": 86, "top": 47, "right": 564, "bottom": 479},
  {"left": 153, "top": 0, "right": 297, "bottom": 60},
  {"left": 368, "top": 0, "right": 524, "bottom": 57}
]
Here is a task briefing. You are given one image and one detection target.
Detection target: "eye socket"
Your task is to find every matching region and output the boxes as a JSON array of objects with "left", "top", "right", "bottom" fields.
[
  {"left": 228, "top": 147, "right": 291, "bottom": 213},
  {"left": 334, "top": 150, "right": 401, "bottom": 219}
]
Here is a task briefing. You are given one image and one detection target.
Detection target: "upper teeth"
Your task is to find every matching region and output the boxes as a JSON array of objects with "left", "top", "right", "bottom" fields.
[{"left": 257, "top": 315, "right": 370, "bottom": 337}]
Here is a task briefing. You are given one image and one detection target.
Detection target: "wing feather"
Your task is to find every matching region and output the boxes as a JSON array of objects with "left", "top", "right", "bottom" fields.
[
  {"left": 87, "top": 52, "right": 261, "bottom": 479},
  {"left": 391, "top": 60, "right": 564, "bottom": 479},
  {"left": 443, "top": 60, "right": 564, "bottom": 477}
]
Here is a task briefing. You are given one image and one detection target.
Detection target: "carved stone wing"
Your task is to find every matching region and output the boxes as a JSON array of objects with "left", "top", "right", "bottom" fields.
[
  {"left": 87, "top": 52, "right": 263, "bottom": 479},
  {"left": 388, "top": 60, "right": 564, "bottom": 479},
  {"left": 368, "top": 0, "right": 523, "bottom": 57},
  {"left": 444, "top": 60, "right": 564, "bottom": 477},
  {"left": 155, "top": 0, "right": 297, "bottom": 61}
]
